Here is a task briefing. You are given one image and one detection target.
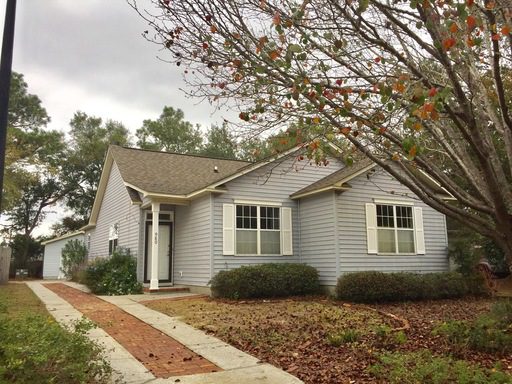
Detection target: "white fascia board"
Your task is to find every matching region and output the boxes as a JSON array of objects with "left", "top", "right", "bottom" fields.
[
  {"left": 86, "top": 150, "right": 115, "bottom": 226},
  {"left": 41, "top": 231, "right": 85, "bottom": 245}
]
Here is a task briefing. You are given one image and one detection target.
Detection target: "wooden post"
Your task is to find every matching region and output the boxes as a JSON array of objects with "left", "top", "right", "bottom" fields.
[{"left": 0, "top": 247, "right": 12, "bottom": 284}]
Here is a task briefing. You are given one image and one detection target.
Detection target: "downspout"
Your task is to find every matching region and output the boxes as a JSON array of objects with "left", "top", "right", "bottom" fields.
[
  {"left": 333, "top": 191, "right": 340, "bottom": 280},
  {"left": 297, "top": 199, "right": 302, "bottom": 263},
  {"left": 209, "top": 193, "right": 214, "bottom": 282}
]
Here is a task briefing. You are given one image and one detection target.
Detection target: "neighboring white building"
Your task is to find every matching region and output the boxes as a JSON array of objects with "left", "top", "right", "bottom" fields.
[{"left": 42, "top": 231, "right": 85, "bottom": 279}]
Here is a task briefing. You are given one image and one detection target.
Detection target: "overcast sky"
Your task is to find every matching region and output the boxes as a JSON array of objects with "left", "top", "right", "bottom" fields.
[
  {"left": 4, "top": 0, "right": 228, "bottom": 134},
  {"left": 0, "top": 0, "right": 232, "bottom": 237}
]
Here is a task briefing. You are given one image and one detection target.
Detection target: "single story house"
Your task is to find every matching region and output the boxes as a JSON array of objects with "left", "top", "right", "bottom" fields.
[
  {"left": 42, "top": 231, "right": 86, "bottom": 279},
  {"left": 75, "top": 145, "right": 449, "bottom": 293}
]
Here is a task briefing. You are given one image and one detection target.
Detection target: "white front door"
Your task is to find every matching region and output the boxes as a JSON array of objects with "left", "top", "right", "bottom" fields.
[{"left": 146, "top": 224, "right": 172, "bottom": 281}]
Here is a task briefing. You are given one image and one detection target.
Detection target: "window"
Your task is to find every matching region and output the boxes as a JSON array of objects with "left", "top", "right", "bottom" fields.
[
  {"left": 376, "top": 204, "right": 415, "bottom": 254},
  {"left": 108, "top": 224, "right": 119, "bottom": 255},
  {"left": 235, "top": 204, "right": 281, "bottom": 255}
]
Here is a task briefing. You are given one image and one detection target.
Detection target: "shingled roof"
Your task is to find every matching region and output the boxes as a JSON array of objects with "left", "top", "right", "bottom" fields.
[
  {"left": 290, "top": 158, "right": 375, "bottom": 199},
  {"left": 110, "top": 146, "right": 251, "bottom": 196}
]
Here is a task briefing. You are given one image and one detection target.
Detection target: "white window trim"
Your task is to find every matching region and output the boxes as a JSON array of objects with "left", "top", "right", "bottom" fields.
[
  {"left": 376, "top": 203, "right": 416, "bottom": 255},
  {"left": 235, "top": 203, "right": 282, "bottom": 256},
  {"left": 234, "top": 199, "right": 282, "bottom": 207},
  {"left": 374, "top": 199, "right": 414, "bottom": 206},
  {"left": 145, "top": 211, "right": 174, "bottom": 222}
]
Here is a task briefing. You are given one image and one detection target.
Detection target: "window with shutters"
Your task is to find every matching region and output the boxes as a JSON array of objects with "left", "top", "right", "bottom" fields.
[
  {"left": 376, "top": 204, "right": 415, "bottom": 254},
  {"left": 235, "top": 204, "right": 281, "bottom": 255}
]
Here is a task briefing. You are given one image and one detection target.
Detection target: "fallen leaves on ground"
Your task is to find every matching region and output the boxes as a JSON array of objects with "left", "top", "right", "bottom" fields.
[{"left": 144, "top": 296, "right": 510, "bottom": 383}]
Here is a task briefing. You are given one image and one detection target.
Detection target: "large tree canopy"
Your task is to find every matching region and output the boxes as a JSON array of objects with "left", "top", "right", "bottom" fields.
[
  {"left": 61, "top": 111, "right": 131, "bottom": 220},
  {"left": 136, "top": 106, "right": 203, "bottom": 153},
  {"left": 134, "top": 0, "right": 512, "bottom": 265}
]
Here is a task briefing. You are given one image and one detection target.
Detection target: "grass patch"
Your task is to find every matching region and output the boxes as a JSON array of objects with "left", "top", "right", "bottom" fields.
[
  {"left": 0, "top": 283, "right": 113, "bottom": 384},
  {"left": 370, "top": 350, "right": 511, "bottom": 384},
  {"left": 0, "top": 283, "right": 47, "bottom": 319}
]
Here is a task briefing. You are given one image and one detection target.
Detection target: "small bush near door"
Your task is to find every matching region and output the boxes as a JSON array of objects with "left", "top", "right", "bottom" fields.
[
  {"left": 210, "top": 263, "right": 320, "bottom": 299},
  {"left": 84, "top": 248, "right": 142, "bottom": 295},
  {"left": 335, "top": 271, "right": 484, "bottom": 303}
]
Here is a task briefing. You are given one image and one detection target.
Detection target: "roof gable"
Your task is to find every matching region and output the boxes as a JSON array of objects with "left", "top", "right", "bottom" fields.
[
  {"left": 290, "top": 158, "right": 375, "bottom": 199},
  {"left": 110, "top": 146, "right": 250, "bottom": 196}
]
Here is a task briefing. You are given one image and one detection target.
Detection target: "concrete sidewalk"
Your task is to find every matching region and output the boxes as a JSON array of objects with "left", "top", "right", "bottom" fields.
[{"left": 26, "top": 281, "right": 303, "bottom": 384}]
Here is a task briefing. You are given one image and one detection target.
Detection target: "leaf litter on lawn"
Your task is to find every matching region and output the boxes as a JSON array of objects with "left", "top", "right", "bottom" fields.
[{"left": 144, "top": 296, "right": 511, "bottom": 383}]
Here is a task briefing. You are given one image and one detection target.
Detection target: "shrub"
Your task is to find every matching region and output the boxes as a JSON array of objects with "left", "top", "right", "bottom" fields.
[
  {"left": 369, "top": 350, "right": 511, "bottom": 384},
  {"left": 85, "top": 248, "right": 142, "bottom": 295},
  {"left": 60, "top": 239, "right": 87, "bottom": 280},
  {"left": 0, "top": 314, "right": 112, "bottom": 383},
  {"left": 434, "top": 299, "right": 512, "bottom": 355},
  {"left": 335, "top": 271, "right": 482, "bottom": 303},
  {"left": 210, "top": 263, "right": 320, "bottom": 299}
]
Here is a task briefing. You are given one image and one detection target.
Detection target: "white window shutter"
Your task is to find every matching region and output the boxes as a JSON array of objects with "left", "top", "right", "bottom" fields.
[
  {"left": 281, "top": 207, "right": 293, "bottom": 255},
  {"left": 365, "top": 203, "right": 378, "bottom": 254},
  {"left": 223, "top": 204, "right": 235, "bottom": 255},
  {"left": 414, "top": 207, "right": 426, "bottom": 254}
]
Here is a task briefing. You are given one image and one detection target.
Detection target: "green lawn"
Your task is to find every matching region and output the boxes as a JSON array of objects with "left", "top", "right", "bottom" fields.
[
  {"left": 0, "top": 282, "right": 48, "bottom": 319},
  {"left": 0, "top": 283, "right": 113, "bottom": 384}
]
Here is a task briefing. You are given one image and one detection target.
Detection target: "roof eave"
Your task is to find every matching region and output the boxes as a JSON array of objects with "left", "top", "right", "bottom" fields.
[
  {"left": 41, "top": 230, "right": 85, "bottom": 245},
  {"left": 290, "top": 185, "right": 351, "bottom": 200}
]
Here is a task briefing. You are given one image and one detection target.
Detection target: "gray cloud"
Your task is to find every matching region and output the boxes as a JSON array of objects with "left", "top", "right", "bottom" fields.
[{"left": 9, "top": 0, "right": 231, "bottom": 132}]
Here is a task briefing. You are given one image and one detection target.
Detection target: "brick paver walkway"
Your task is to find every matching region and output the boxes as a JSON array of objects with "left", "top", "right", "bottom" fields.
[{"left": 44, "top": 283, "right": 220, "bottom": 378}]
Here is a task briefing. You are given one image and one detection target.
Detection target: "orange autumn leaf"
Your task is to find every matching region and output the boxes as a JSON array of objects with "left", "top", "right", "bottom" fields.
[
  {"left": 492, "top": 33, "right": 500, "bottom": 41},
  {"left": 340, "top": 127, "right": 351, "bottom": 135},
  {"left": 210, "top": 25, "right": 218, "bottom": 33},
  {"left": 409, "top": 145, "right": 417, "bottom": 158},
  {"left": 394, "top": 82, "right": 406, "bottom": 93},
  {"left": 424, "top": 103, "right": 435, "bottom": 112},
  {"left": 312, "top": 116, "right": 321, "bottom": 124},
  {"left": 502, "top": 25, "right": 511, "bottom": 35},
  {"left": 467, "top": 15, "right": 477, "bottom": 30},
  {"left": 269, "top": 50, "right": 280, "bottom": 60},
  {"left": 449, "top": 23, "right": 459, "bottom": 33},
  {"left": 443, "top": 37, "right": 456, "bottom": 50},
  {"left": 466, "top": 0, "right": 474, "bottom": 6}
]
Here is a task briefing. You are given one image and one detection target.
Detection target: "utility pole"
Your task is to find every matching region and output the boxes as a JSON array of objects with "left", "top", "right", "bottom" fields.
[{"left": 0, "top": 0, "right": 16, "bottom": 213}]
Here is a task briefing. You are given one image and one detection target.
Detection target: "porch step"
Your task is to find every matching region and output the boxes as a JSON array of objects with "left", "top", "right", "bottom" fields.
[{"left": 143, "top": 286, "right": 190, "bottom": 294}]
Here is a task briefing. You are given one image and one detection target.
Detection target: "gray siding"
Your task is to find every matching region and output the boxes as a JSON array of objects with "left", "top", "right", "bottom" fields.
[
  {"left": 43, "top": 233, "right": 85, "bottom": 279},
  {"left": 88, "top": 162, "right": 140, "bottom": 259},
  {"left": 173, "top": 195, "right": 211, "bottom": 286},
  {"left": 299, "top": 192, "right": 337, "bottom": 285},
  {"left": 336, "top": 168, "right": 449, "bottom": 276},
  {"left": 212, "top": 156, "right": 343, "bottom": 276}
]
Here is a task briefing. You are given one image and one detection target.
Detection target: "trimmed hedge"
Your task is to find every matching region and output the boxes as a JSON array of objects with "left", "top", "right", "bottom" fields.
[
  {"left": 336, "top": 271, "right": 484, "bottom": 303},
  {"left": 210, "top": 263, "right": 320, "bottom": 299}
]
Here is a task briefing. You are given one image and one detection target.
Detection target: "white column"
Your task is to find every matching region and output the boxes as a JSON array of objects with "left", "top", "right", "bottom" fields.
[{"left": 149, "top": 202, "right": 160, "bottom": 291}]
